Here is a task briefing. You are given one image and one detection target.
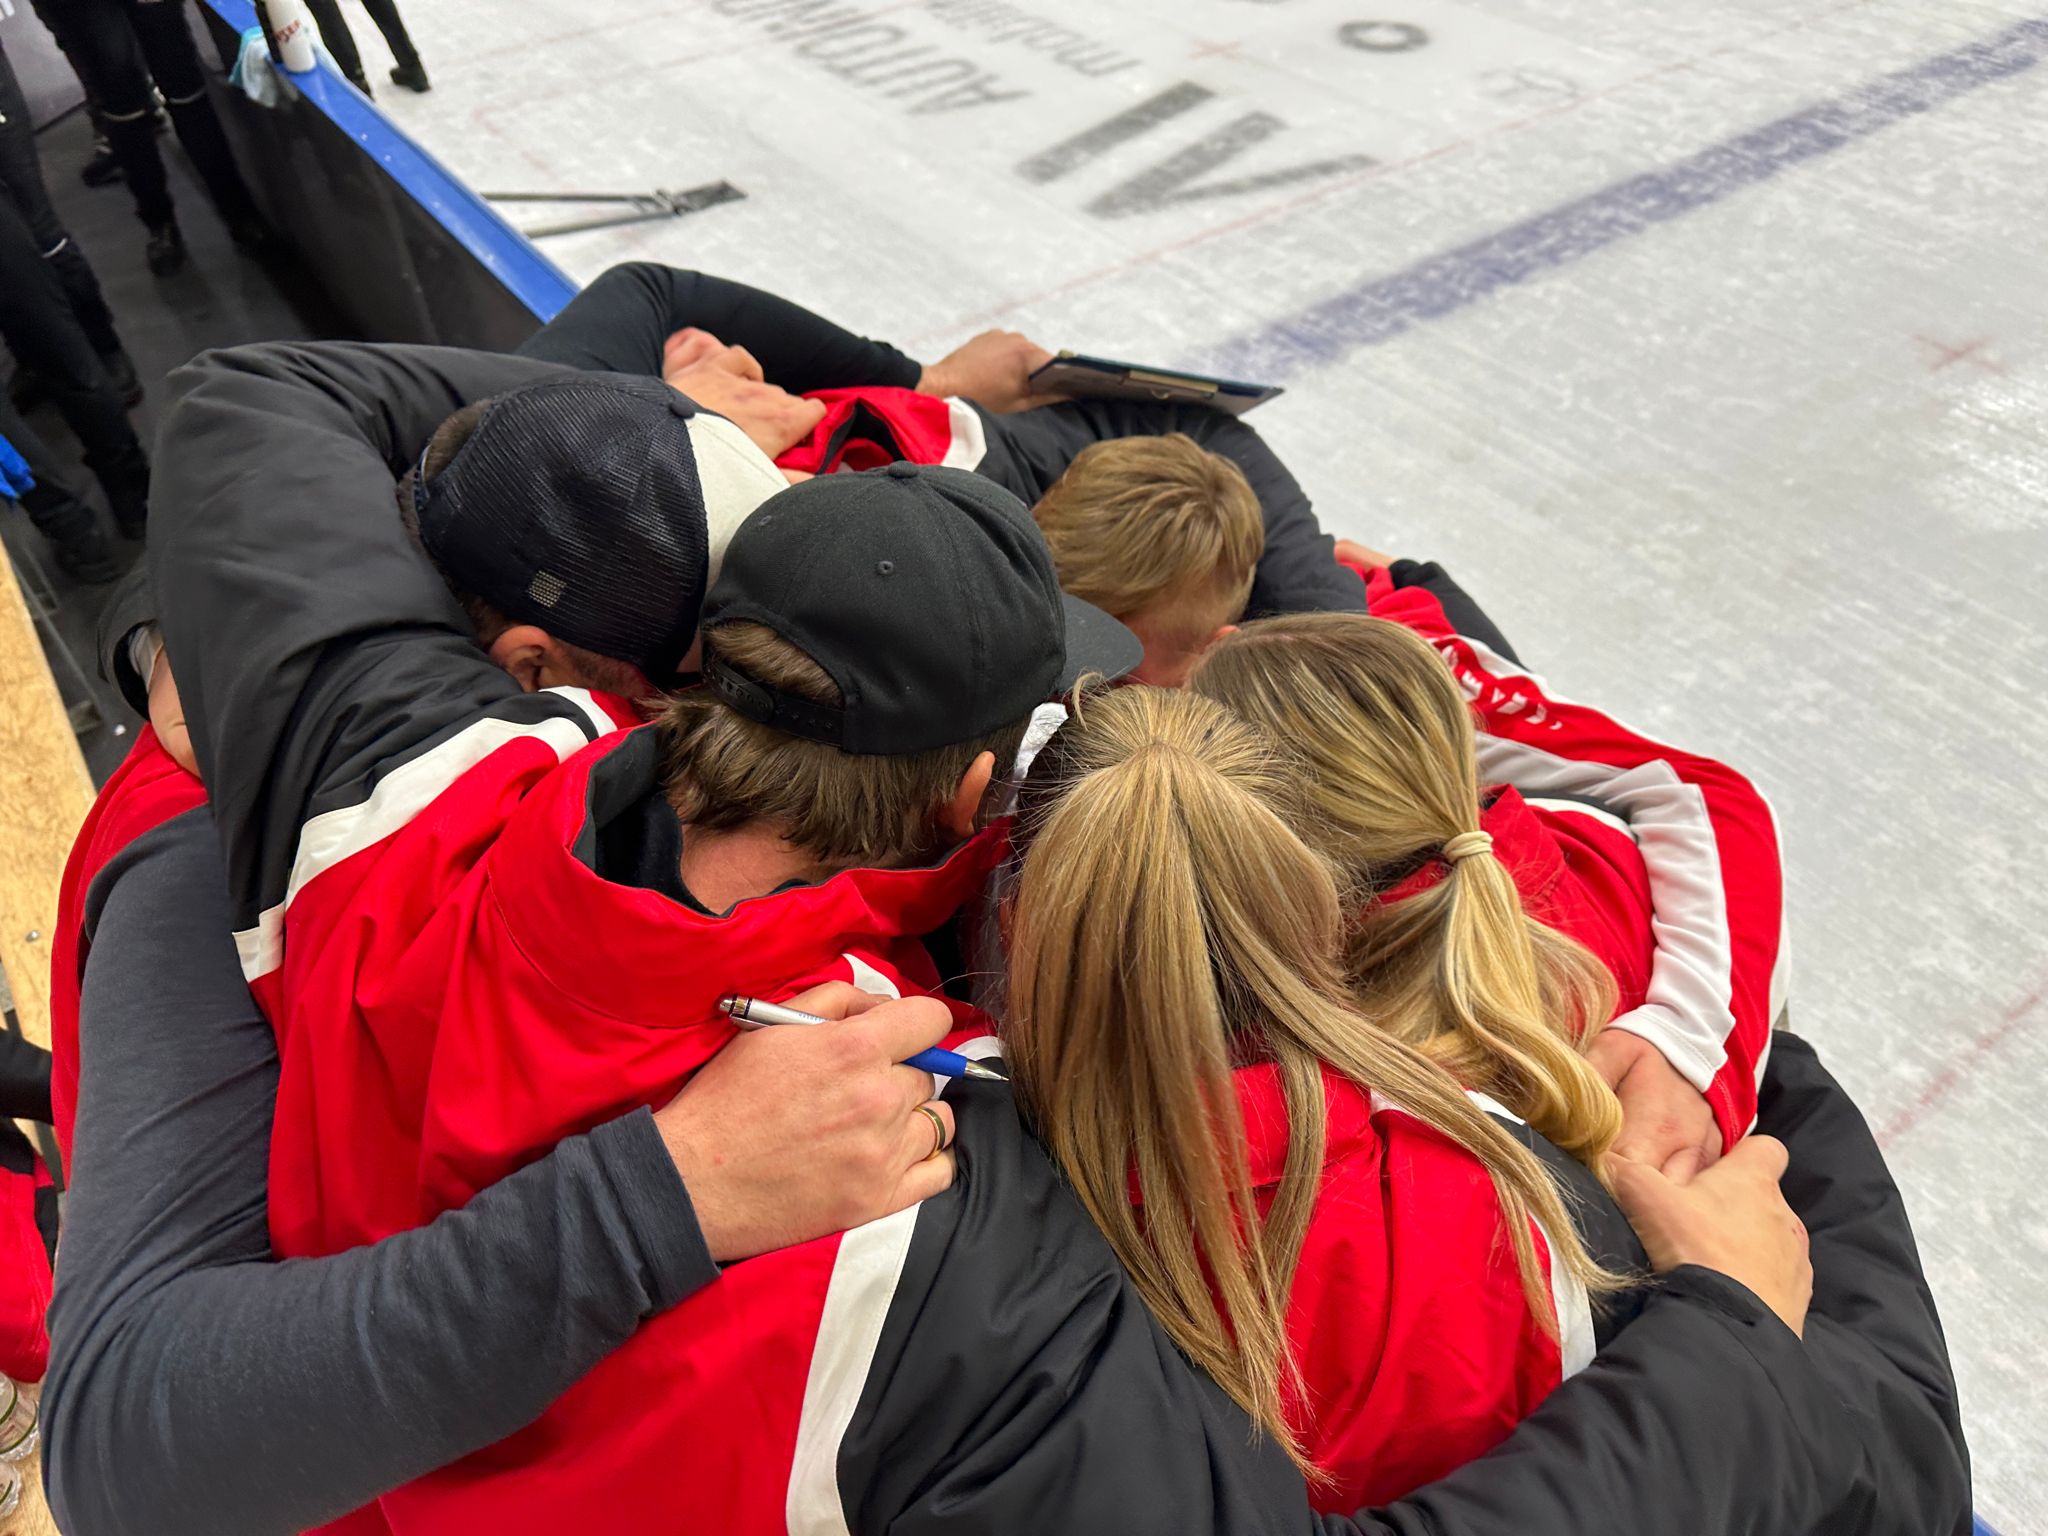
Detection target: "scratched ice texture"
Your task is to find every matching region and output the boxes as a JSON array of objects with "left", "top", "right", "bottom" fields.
[{"left": 354, "top": 0, "right": 2047, "bottom": 1521}]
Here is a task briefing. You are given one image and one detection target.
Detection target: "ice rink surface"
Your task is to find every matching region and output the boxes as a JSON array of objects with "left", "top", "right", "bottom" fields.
[{"left": 351, "top": 0, "right": 2046, "bottom": 1520}]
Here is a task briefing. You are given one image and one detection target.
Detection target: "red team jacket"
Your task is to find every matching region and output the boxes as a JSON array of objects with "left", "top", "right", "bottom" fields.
[
  {"left": 1359, "top": 565, "right": 1785, "bottom": 1147},
  {"left": 0, "top": 1152, "right": 53, "bottom": 1383},
  {"left": 234, "top": 693, "right": 1000, "bottom": 1531},
  {"left": 773, "top": 386, "right": 984, "bottom": 479},
  {"left": 1234, "top": 575, "right": 1788, "bottom": 1509}
]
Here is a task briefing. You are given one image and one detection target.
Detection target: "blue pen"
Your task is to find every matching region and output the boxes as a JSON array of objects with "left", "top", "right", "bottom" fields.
[{"left": 717, "top": 994, "right": 1008, "bottom": 1082}]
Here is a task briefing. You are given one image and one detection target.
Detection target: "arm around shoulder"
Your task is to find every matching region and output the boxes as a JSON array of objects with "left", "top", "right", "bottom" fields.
[
  {"left": 44, "top": 810, "right": 716, "bottom": 1536},
  {"left": 1317, "top": 1267, "right": 1861, "bottom": 1536}
]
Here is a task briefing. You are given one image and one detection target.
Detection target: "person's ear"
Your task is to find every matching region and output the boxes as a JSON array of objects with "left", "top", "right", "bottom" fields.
[
  {"left": 1211, "top": 623, "right": 1239, "bottom": 645},
  {"left": 941, "top": 751, "right": 998, "bottom": 840},
  {"left": 487, "top": 625, "right": 552, "bottom": 693}
]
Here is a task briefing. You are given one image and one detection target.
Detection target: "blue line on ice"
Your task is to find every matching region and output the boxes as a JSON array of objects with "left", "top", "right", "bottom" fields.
[{"left": 1207, "top": 15, "right": 2048, "bottom": 380}]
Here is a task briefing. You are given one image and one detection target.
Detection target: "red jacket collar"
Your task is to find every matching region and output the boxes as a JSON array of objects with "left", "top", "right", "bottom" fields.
[
  {"left": 487, "top": 725, "right": 1006, "bottom": 1024},
  {"left": 774, "top": 387, "right": 958, "bottom": 475}
]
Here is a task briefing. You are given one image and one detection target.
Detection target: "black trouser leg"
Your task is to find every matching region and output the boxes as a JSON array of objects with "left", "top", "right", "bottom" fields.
[
  {"left": 359, "top": 0, "right": 423, "bottom": 71},
  {"left": 119, "top": 0, "right": 256, "bottom": 222},
  {"left": 301, "top": 0, "right": 370, "bottom": 90},
  {"left": 100, "top": 107, "right": 173, "bottom": 225},
  {"left": 24, "top": 0, "right": 126, "bottom": 146},
  {"left": 0, "top": 193, "right": 147, "bottom": 509},
  {"left": 0, "top": 395, "right": 100, "bottom": 543},
  {"left": 45, "top": 0, "right": 177, "bottom": 228},
  {"left": 0, "top": 48, "right": 125, "bottom": 359}
]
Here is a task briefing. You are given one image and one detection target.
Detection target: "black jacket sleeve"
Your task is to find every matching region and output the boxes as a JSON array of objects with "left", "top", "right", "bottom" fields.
[
  {"left": 1757, "top": 1032, "right": 1972, "bottom": 1534},
  {"left": 1320, "top": 1267, "right": 1862, "bottom": 1536},
  {"left": 517, "top": 262, "right": 924, "bottom": 390},
  {"left": 1321, "top": 1031, "right": 1971, "bottom": 1536},
  {"left": 146, "top": 341, "right": 584, "bottom": 929},
  {"left": 1383, "top": 559, "right": 1523, "bottom": 669},
  {"left": 43, "top": 808, "right": 719, "bottom": 1536},
  {"left": 852, "top": 1084, "right": 1878, "bottom": 1536},
  {"left": 521, "top": 267, "right": 1361, "bottom": 618},
  {"left": 974, "top": 397, "right": 1366, "bottom": 619}
]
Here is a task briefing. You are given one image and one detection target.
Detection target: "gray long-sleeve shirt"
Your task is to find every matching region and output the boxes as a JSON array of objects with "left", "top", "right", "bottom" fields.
[{"left": 44, "top": 808, "right": 717, "bottom": 1534}]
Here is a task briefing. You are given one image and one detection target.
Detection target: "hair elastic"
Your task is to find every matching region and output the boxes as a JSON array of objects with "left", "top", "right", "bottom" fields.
[{"left": 1441, "top": 830, "right": 1495, "bottom": 865}]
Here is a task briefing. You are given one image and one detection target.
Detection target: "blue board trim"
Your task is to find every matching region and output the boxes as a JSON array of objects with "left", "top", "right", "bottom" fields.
[{"left": 196, "top": 0, "right": 577, "bottom": 323}]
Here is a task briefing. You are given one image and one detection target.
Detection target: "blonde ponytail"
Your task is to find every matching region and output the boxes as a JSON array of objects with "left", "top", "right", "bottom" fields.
[
  {"left": 1007, "top": 687, "right": 1619, "bottom": 1470},
  {"left": 1191, "top": 613, "right": 1624, "bottom": 1165}
]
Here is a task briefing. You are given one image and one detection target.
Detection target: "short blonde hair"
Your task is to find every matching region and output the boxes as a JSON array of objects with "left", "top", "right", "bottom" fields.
[
  {"left": 1031, "top": 435, "right": 1263, "bottom": 647},
  {"left": 660, "top": 622, "right": 1030, "bottom": 868}
]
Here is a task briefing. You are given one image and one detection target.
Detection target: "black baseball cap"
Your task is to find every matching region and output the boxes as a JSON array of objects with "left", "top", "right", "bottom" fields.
[
  {"left": 412, "top": 373, "right": 786, "bottom": 683},
  {"left": 701, "top": 462, "right": 1141, "bottom": 754}
]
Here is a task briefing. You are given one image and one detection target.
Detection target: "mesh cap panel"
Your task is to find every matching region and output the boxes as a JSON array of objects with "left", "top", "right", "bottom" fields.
[{"left": 417, "top": 374, "right": 711, "bottom": 682}]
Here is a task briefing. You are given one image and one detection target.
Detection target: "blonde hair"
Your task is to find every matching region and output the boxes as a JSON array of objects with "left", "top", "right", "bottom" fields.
[
  {"left": 660, "top": 622, "right": 1029, "bottom": 868},
  {"left": 1191, "top": 614, "right": 1623, "bottom": 1165},
  {"left": 1006, "top": 686, "right": 1617, "bottom": 1471},
  {"left": 1031, "top": 434, "right": 1263, "bottom": 648}
]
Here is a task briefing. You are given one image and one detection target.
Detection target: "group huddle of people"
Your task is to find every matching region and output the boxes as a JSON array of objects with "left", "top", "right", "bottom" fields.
[{"left": 14, "top": 264, "right": 1973, "bottom": 1532}]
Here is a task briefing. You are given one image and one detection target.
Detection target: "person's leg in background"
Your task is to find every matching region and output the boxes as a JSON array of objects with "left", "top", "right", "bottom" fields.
[
  {"left": 114, "top": 0, "right": 265, "bottom": 250},
  {"left": 0, "top": 43, "right": 140, "bottom": 400},
  {"left": 300, "top": 0, "right": 372, "bottom": 96},
  {"left": 0, "top": 193, "right": 149, "bottom": 543},
  {"left": 21, "top": 0, "right": 140, "bottom": 188},
  {"left": 78, "top": 100, "right": 128, "bottom": 189},
  {"left": 358, "top": 0, "right": 428, "bottom": 92},
  {"left": 0, "top": 392, "right": 123, "bottom": 584},
  {"left": 33, "top": 0, "right": 185, "bottom": 273}
]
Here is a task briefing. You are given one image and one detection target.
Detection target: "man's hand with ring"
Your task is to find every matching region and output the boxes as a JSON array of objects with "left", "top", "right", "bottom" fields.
[{"left": 655, "top": 985, "right": 958, "bottom": 1262}]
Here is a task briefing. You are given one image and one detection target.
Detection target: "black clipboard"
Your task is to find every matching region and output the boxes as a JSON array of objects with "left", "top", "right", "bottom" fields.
[{"left": 1028, "top": 352, "right": 1283, "bottom": 415}]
